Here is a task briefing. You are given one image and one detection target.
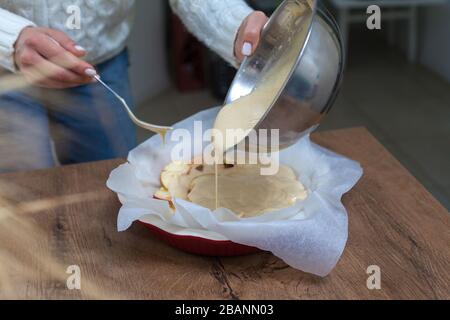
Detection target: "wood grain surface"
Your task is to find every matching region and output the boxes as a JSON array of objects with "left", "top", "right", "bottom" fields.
[{"left": 0, "top": 127, "right": 448, "bottom": 299}]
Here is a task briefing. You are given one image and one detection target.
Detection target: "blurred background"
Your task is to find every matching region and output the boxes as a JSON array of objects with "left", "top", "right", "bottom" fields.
[{"left": 128, "top": 0, "right": 450, "bottom": 210}]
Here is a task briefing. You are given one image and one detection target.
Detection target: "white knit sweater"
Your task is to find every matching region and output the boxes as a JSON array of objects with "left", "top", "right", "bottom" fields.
[
  {"left": 169, "top": 0, "right": 252, "bottom": 67},
  {"left": 0, "top": 0, "right": 252, "bottom": 73}
]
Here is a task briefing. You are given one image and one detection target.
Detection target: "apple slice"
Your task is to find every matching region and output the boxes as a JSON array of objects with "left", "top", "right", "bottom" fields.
[
  {"left": 163, "top": 160, "right": 190, "bottom": 173},
  {"left": 154, "top": 188, "right": 175, "bottom": 211},
  {"left": 154, "top": 187, "right": 172, "bottom": 201},
  {"left": 160, "top": 161, "right": 191, "bottom": 189},
  {"left": 160, "top": 171, "right": 179, "bottom": 190}
]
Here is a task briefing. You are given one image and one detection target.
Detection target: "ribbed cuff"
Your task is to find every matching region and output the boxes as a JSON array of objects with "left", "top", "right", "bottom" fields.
[{"left": 0, "top": 8, "right": 36, "bottom": 73}]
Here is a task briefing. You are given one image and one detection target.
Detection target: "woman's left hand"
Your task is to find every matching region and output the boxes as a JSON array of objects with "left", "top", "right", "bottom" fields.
[{"left": 235, "top": 11, "right": 269, "bottom": 63}]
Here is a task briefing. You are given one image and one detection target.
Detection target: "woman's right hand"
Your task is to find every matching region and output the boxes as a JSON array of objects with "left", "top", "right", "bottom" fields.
[
  {"left": 234, "top": 11, "right": 269, "bottom": 63},
  {"left": 14, "top": 27, "right": 97, "bottom": 89}
]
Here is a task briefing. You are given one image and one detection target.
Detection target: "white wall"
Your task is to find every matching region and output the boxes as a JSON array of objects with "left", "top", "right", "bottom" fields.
[
  {"left": 127, "top": 0, "right": 170, "bottom": 104},
  {"left": 420, "top": 5, "right": 450, "bottom": 83}
]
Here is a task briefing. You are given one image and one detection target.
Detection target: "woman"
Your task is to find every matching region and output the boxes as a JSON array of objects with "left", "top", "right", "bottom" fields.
[{"left": 0, "top": 0, "right": 268, "bottom": 172}]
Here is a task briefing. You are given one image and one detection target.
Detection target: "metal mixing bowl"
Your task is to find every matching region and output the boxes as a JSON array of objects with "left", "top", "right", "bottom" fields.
[{"left": 224, "top": 0, "right": 344, "bottom": 150}]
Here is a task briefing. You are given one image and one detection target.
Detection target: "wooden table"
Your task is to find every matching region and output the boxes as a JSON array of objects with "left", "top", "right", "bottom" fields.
[{"left": 0, "top": 127, "right": 448, "bottom": 299}]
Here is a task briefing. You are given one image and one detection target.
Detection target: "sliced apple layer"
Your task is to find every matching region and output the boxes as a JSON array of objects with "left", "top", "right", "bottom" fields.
[{"left": 153, "top": 158, "right": 307, "bottom": 218}]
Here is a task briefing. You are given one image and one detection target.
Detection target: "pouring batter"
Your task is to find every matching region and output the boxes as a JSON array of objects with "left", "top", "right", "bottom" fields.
[
  {"left": 212, "top": 2, "right": 309, "bottom": 155},
  {"left": 210, "top": 7, "right": 309, "bottom": 211},
  {"left": 155, "top": 2, "right": 311, "bottom": 216}
]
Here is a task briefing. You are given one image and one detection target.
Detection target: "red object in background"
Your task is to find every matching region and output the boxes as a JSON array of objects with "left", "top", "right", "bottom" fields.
[
  {"left": 170, "top": 14, "right": 205, "bottom": 92},
  {"left": 139, "top": 221, "right": 261, "bottom": 257}
]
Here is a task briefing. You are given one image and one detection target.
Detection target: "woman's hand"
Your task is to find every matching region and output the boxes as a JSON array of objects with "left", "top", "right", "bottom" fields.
[
  {"left": 14, "top": 27, "right": 96, "bottom": 89},
  {"left": 235, "top": 11, "right": 269, "bottom": 63}
]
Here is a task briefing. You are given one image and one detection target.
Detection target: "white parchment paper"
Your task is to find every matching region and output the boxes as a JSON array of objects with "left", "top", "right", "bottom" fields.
[{"left": 106, "top": 107, "right": 363, "bottom": 276}]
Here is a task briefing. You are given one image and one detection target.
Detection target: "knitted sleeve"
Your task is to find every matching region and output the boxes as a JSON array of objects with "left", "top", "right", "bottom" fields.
[
  {"left": 0, "top": 8, "right": 36, "bottom": 72},
  {"left": 169, "top": 0, "right": 253, "bottom": 67}
]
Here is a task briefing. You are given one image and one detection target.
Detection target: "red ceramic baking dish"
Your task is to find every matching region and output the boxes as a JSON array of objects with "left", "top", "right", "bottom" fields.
[{"left": 138, "top": 221, "right": 260, "bottom": 257}]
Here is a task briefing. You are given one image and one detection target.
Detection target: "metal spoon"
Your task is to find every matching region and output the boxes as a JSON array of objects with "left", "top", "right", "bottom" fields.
[{"left": 93, "top": 75, "right": 173, "bottom": 135}]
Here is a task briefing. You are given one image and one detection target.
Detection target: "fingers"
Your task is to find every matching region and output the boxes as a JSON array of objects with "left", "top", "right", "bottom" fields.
[
  {"left": 235, "top": 11, "right": 269, "bottom": 63},
  {"left": 26, "top": 66, "right": 85, "bottom": 89},
  {"left": 19, "top": 49, "right": 92, "bottom": 87},
  {"left": 25, "top": 32, "right": 95, "bottom": 77},
  {"left": 28, "top": 71, "right": 84, "bottom": 89},
  {"left": 14, "top": 27, "right": 96, "bottom": 89},
  {"left": 242, "top": 11, "right": 268, "bottom": 50},
  {"left": 44, "top": 28, "right": 86, "bottom": 57}
]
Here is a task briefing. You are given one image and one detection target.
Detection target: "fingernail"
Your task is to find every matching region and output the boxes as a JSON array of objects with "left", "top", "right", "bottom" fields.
[
  {"left": 85, "top": 68, "right": 97, "bottom": 77},
  {"left": 75, "top": 45, "right": 86, "bottom": 52},
  {"left": 242, "top": 42, "right": 252, "bottom": 56}
]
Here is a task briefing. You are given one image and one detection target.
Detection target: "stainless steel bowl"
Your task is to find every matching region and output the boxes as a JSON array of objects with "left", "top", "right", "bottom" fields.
[{"left": 224, "top": 0, "right": 344, "bottom": 150}]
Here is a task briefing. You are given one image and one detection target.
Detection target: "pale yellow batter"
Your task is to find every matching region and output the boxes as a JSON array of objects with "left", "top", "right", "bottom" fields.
[{"left": 155, "top": 160, "right": 307, "bottom": 218}]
